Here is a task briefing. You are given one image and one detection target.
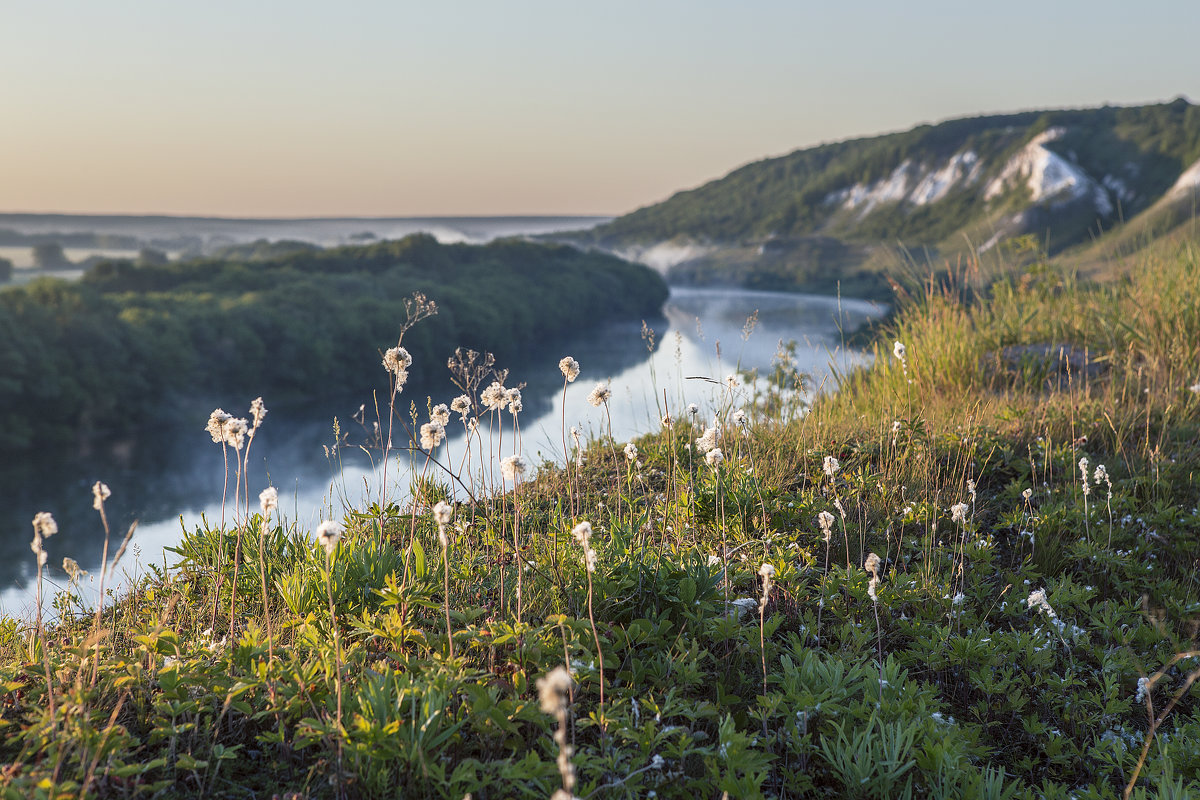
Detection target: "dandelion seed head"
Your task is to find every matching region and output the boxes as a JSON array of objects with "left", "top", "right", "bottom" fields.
[
  {"left": 430, "top": 403, "right": 451, "bottom": 426},
  {"left": 450, "top": 395, "right": 472, "bottom": 416},
  {"left": 259, "top": 486, "right": 278, "bottom": 515},
  {"left": 586, "top": 383, "right": 611, "bottom": 407},
  {"left": 32, "top": 512, "right": 57, "bottom": 539},
  {"left": 501, "top": 454, "right": 527, "bottom": 482},
  {"left": 558, "top": 356, "right": 580, "bottom": 382},
  {"left": 706, "top": 447, "right": 724, "bottom": 468},
  {"left": 249, "top": 396, "right": 267, "bottom": 429},
  {"left": 686, "top": 403, "right": 699, "bottom": 417},
  {"left": 823, "top": 456, "right": 840, "bottom": 478},
  {"left": 315, "top": 520, "right": 345, "bottom": 557},
  {"left": 420, "top": 421, "right": 445, "bottom": 451},
  {"left": 92, "top": 481, "right": 111, "bottom": 511},
  {"left": 206, "top": 409, "right": 231, "bottom": 443}
]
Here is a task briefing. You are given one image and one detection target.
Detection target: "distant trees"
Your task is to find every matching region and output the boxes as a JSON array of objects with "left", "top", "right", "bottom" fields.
[
  {"left": 137, "top": 248, "right": 169, "bottom": 266},
  {"left": 0, "top": 257, "right": 12, "bottom": 283},
  {"left": 32, "top": 242, "right": 70, "bottom": 270}
]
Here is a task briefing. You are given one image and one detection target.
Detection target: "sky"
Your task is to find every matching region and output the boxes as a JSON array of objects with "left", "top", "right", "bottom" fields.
[{"left": 2, "top": 0, "right": 1198, "bottom": 217}]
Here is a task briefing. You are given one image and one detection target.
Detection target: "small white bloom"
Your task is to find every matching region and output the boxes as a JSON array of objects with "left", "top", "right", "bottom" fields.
[
  {"left": 864, "top": 552, "right": 881, "bottom": 576},
  {"left": 706, "top": 447, "right": 724, "bottom": 468},
  {"left": 823, "top": 456, "right": 840, "bottom": 478},
  {"left": 730, "top": 409, "right": 748, "bottom": 429},
  {"left": 92, "top": 481, "right": 112, "bottom": 511},
  {"left": 249, "top": 396, "right": 267, "bottom": 428},
  {"left": 686, "top": 403, "right": 699, "bottom": 417},
  {"left": 32, "top": 512, "right": 57, "bottom": 539},
  {"left": 817, "top": 510, "right": 835, "bottom": 542},
  {"left": 1136, "top": 676, "right": 1150, "bottom": 704},
  {"left": 506, "top": 388, "right": 523, "bottom": 414},
  {"left": 259, "top": 486, "right": 278, "bottom": 515},
  {"left": 559, "top": 356, "right": 580, "bottom": 382},
  {"left": 758, "top": 563, "right": 776, "bottom": 579},
  {"left": 420, "top": 421, "right": 445, "bottom": 450},
  {"left": 893, "top": 341, "right": 907, "bottom": 360},
  {"left": 450, "top": 394, "right": 472, "bottom": 416},
  {"left": 316, "top": 520, "right": 345, "bottom": 557},
  {"left": 430, "top": 403, "right": 451, "bottom": 426},
  {"left": 501, "top": 454, "right": 528, "bottom": 482},
  {"left": 481, "top": 380, "right": 509, "bottom": 411},
  {"left": 206, "top": 408, "right": 232, "bottom": 443},
  {"left": 951, "top": 502, "right": 969, "bottom": 524},
  {"left": 433, "top": 500, "right": 453, "bottom": 527},
  {"left": 382, "top": 346, "right": 412, "bottom": 376},
  {"left": 586, "top": 383, "right": 612, "bottom": 407},
  {"left": 725, "top": 373, "right": 739, "bottom": 390},
  {"left": 867, "top": 575, "right": 879, "bottom": 602},
  {"left": 1027, "top": 588, "right": 1057, "bottom": 619},
  {"left": 1022, "top": 488, "right": 1033, "bottom": 500},
  {"left": 624, "top": 442, "right": 638, "bottom": 462},
  {"left": 537, "top": 665, "right": 573, "bottom": 714},
  {"left": 222, "top": 417, "right": 248, "bottom": 450}
]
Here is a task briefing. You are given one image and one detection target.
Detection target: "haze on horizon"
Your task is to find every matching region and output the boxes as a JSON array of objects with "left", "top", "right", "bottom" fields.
[{"left": 3, "top": 0, "right": 1198, "bottom": 219}]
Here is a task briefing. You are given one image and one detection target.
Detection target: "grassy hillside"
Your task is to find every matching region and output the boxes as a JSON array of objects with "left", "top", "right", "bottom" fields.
[
  {"left": 3, "top": 241, "right": 1199, "bottom": 797},
  {"left": 568, "top": 99, "right": 1200, "bottom": 295}
]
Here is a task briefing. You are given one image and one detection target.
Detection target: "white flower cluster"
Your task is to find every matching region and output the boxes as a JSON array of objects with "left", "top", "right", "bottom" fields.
[
  {"left": 420, "top": 421, "right": 445, "bottom": 451},
  {"left": 586, "top": 383, "right": 612, "bottom": 407},
  {"left": 624, "top": 442, "right": 638, "bottom": 462},
  {"left": 433, "top": 500, "right": 453, "bottom": 547},
  {"left": 572, "top": 521, "right": 597, "bottom": 572},
  {"left": 451, "top": 394, "right": 472, "bottom": 418},
  {"left": 1079, "top": 457, "right": 1091, "bottom": 497},
  {"left": 696, "top": 422, "right": 720, "bottom": 454},
  {"left": 382, "top": 346, "right": 412, "bottom": 390},
  {"left": 759, "top": 563, "right": 775, "bottom": 609},
  {"left": 559, "top": 356, "right": 580, "bottom": 382},
  {"left": 865, "top": 552, "right": 882, "bottom": 601},
  {"left": 481, "top": 381, "right": 509, "bottom": 411},
  {"left": 818, "top": 510, "right": 835, "bottom": 543},
  {"left": 92, "top": 481, "right": 111, "bottom": 511},
  {"left": 259, "top": 486, "right": 278, "bottom": 515},
  {"left": 316, "top": 520, "right": 345, "bottom": 557},
  {"left": 31, "top": 512, "right": 58, "bottom": 568},
  {"left": 823, "top": 456, "right": 840, "bottom": 479},
  {"left": 501, "top": 454, "right": 527, "bottom": 483},
  {"left": 951, "top": 502, "right": 969, "bottom": 525}
]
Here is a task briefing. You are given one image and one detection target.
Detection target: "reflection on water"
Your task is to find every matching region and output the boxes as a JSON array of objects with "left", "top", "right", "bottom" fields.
[{"left": 1, "top": 287, "right": 883, "bottom": 618}]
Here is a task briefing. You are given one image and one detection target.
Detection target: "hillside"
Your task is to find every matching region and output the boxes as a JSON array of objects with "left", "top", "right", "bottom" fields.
[{"left": 568, "top": 98, "right": 1200, "bottom": 295}]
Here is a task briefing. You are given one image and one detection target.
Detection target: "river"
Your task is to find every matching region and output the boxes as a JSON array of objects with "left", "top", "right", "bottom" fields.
[{"left": 1, "top": 286, "right": 883, "bottom": 618}]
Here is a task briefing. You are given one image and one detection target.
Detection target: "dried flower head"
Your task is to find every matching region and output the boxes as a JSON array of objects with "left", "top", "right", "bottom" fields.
[
  {"left": 865, "top": 552, "right": 881, "bottom": 576},
  {"left": 537, "top": 665, "right": 573, "bottom": 714},
  {"left": 223, "top": 417, "right": 248, "bottom": 450},
  {"left": 725, "top": 373, "right": 739, "bottom": 390},
  {"left": 92, "top": 481, "right": 111, "bottom": 511},
  {"left": 1022, "top": 487, "right": 1033, "bottom": 500},
  {"left": 1026, "top": 588, "right": 1057, "bottom": 619},
  {"left": 32, "top": 512, "right": 58, "bottom": 539},
  {"left": 450, "top": 394, "right": 472, "bottom": 417},
  {"left": 758, "top": 563, "right": 776, "bottom": 580},
  {"left": 867, "top": 575, "right": 880, "bottom": 602},
  {"left": 624, "top": 442, "right": 638, "bottom": 462},
  {"left": 315, "top": 520, "right": 345, "bottom": 557},
  {"left": 430, "top": 403, "right": 451, "bottom": 426},
  {"left": 730, "top": 409, "right": 748, "bottom": 429},
  {"left": 559, "top": 356, "right": 580, "bottom": 382},
  {"left": 951, "top": 502, "right": 969, "bottom": 524},
  {"left": 259, "top": 486, "right": 278, "bottom": 515},
  {"left": 686, "top": 403, "right": 699, "bottom": 417},
  {"left": 823, "top": 456, "right": 840, "bottom": 478},
  {"left": 893, "top": 341, "right": 907, "bottom": 360},
  {"left": 706, "top": 447, "right": 724, "bottom": 468},
  {"left": 892, "top": 420, "right": 902, "bottom": 434},
  {"left": 818, "top": 510, "right": 835, "bottom": 542},
  {"left": 63, "top": 557, "right": 86, "bottom": 584},
  {"left": 1079, "top": 457, "right": 1090, "bottom": 496},
  {"left": 661, "top": 413, "right": 673, "bottom": 429},
  {"left": 696, "top": 425, "right": 719, "bottom": 453},
  {"left": 572, "top": 521, "right": 598, "bottom": 572},
  {"left": 586, "top": 383, "right": 611, "bottom": 407},
  {"left": 481, "top": 380, "right": 509, "bottom": 411},
  {"left": 382, "top": 346, "right": 412, "bottom": 377},
  {"left": 966, "top": 479, "right": 976, "bottom": 502},
  {"left": 249, "top": 396, "right": 268, "bottom": 429},
  {"left": 206, "top": 408, "right": 232, "bottom": 443},
  {"left": 501, "top": 454, "right": 528, "bottom": 483},
  {"left": 420, "top": 421, "right": 445, "bottom": 450},
  {"left": 433, "top": 500, "right": 454, "bottom": 527}
]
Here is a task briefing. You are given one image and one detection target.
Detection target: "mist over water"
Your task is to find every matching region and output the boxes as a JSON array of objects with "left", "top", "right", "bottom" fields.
[{"left": 1, "top": 275, "right": 882, "bottom": 619}]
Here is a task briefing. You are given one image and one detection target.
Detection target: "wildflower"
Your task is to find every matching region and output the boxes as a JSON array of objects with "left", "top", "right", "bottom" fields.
[
  {"left": 1190, "top": 382, "right": 1200, "bottom": 394},
  {"left": 572, "top": 521, "right": 597, "bottom": 572},
  {"left": 33, "top": 512, "right": 57, "bottom": 539},
  {"left": 481, "top": 380, "right": 509, "bottom": 411},
  {"left": 892, "top": 420, "right": 902, "bottom": 434},
  {"left": 952, "top": 592, "right": 965, "bottom": 606},
  {"left": 1079, "top": 457, "right": 1091, "bottom": 496},
  {"left": 696, "top": 424, "right": 719, "bottom": 453},
  {"left": 867, "top": 576, "right": 880, "bottom": 602},
  {"left": 759, "top": 562, "right": 776, "bottom": 580},
  {"left": 382, "top": 346, "right": 412, "bottom": 378},
  {"left": 501, "top": 454, "right": 527, "bottom": 482},
  {"left": 63, "top": 557, "right": 86, "bottom": 584},
  {"left": 420, "top": 421, "right": 445, "bottom": 450},
  {"left": 725, "top": 373, "right": 739, "bottom": 390},
  {"left": 650, "top": 754, "right": 665, "bottom": 770},
  {"left": 893, "top": 341, "right": 907, "bottom": 360},
  {"left": 706, "top": 447, "right": 724, "bottom": 468},
  {"left": 823, "top": 456, "right": 840, "bottom": 478},
  {"left": 430, "top": 403, "right": 451, "bottom": 426},
  {"left": 686, "top": 403, "right": 699, "bottom": 417},
  {"left": 834, "top": 497, "right": 845, "bottom": 519},
  {"left": 661, "top": 413, "right": 672, "bottom": 429},
  {"left": 206, "top": 408, "right": 231, "bottom": 443},
  {"left": 249, "top": 396, "right": 267, "bottom": 429},
  {"left": 818, "top": 510, "right": 835, "bottom": 542},
  {"left": 92, "top": 481, "right": 111, "bottom": 511},
  {"left": 759, "top": 563, "right": 775, "bottom": 608},
  {"left": 967, "top": 479, "right": 976, "bottom": 502},
  {"left": 315, "top": 520, "right": 345, "bottom": 557},
  {"left": 624, "top": 442, "right": 638, "bottom": 462},
  {"left": 1026, "top": 588, "right": 1057, "bottom": 619},
  {"left": 730, "top": 409, "right": 748, "bottom": 429},
  {"left": 1022, "top": 488, "right": 1033, "bottom": 500},
  {"left": 450, "top": 394, "right": 472, "bottom": 417},
  {"left": 223, "top": 417, "right": 248, "bottom": 450},
  {"left": 1135, "top": 676, "right": 1150, "bottom": 704},
  {"left": 259, "top": 486, "right": 278, "bottom": 515},
  {"left": 951, "top": 502, "right": 969, "bottom": 524},
  {"left": 506, "top": 388, "right": 522, "bottom": 414},
  {"left": 586, "top": 383, "right": 611, "bottom": 407},
  {"left": 559, "top": 356, "right": 580, "bottom": 382},
  {"left": 1094, "top": 464, "right": 1113, "bottom": 500},
  {"left": 433, "top": 500, "right": 453, "bottom": 547},
  {"left": 537, "top": 665, "right": 573, "bottom": 715}
]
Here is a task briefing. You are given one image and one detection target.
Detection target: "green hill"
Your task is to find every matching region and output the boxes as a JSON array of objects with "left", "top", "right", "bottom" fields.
[{"left": 568, "top": 98, "right": 1200, "bottom": 295}]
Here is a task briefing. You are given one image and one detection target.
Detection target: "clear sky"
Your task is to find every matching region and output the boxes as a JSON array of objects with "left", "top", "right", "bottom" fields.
[{"left": 2, "top": 0, "right": 1198, "bottom": 217}]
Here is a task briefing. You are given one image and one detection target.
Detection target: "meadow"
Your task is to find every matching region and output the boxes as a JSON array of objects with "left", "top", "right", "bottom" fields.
[{"left": 2, "top": 239, "right": 1199, "bottom": 799}]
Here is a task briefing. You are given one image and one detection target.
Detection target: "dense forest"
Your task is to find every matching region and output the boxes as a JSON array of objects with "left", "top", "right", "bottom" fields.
[{"left": 0, "top": 235, "right": 667, "bottom": 454}]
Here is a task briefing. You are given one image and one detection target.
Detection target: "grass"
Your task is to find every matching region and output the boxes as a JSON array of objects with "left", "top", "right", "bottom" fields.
[{"left": 2, "top": 243, "right": 1200, "bottom": 799}]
